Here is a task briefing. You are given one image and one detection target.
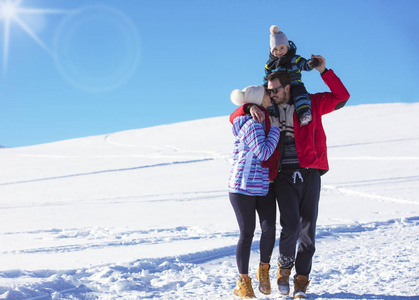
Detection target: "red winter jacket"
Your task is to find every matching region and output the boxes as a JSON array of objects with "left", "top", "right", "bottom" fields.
[{"left": 230, "top": 69, "right": 350, "bottom": 175}]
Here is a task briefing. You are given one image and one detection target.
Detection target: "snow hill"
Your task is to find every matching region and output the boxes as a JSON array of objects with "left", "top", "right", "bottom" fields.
[{"left": 0, "top": 103, "right": 418, "bottom": 299}]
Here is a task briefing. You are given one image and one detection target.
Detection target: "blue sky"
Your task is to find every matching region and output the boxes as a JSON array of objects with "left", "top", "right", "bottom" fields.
[{"left": 1, "top": 0, "right": 418, "bottom": 147}]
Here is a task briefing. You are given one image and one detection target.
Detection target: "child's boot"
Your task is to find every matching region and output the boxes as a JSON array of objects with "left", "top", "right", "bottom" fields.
[
  {"left": 300, "top": 111, "right": 312, "bottom": 126},
  {"left": 293, "top": 275, "right": 310, "bottom": 299},
  {"left": 233, "top": 276, "right": 256, "bottom": 299},
  {"left": 255, "top": 263, "right": 271, "bottom": 295}
]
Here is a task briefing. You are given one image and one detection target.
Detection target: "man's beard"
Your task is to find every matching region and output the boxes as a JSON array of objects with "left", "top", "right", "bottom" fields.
[{"left": 271, "top": 96, "right": 288, "bottom": 105}]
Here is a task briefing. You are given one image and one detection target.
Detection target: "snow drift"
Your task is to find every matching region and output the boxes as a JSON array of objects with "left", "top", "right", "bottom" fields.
[{"left": 0, "top": 103, "right": 418, "bottom": 299}]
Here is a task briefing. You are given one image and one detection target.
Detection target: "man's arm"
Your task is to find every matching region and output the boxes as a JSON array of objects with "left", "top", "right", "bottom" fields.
[
  {"left": 321, "top": 69, "right": 350, "bottom": 112},
  {"left": 229, "top": 105, "right": 247, "bottom": 124},
  {"left": 229, "top": 104, "right": 266, "bottom": 124},
  {"left": 311, "top": 55, "right": 350, "bottom": 114}
]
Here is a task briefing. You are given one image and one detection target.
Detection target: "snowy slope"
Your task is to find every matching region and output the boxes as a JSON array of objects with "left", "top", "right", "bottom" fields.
[{"left": 0, "top": 103, "right": 418, "bottom": 299}]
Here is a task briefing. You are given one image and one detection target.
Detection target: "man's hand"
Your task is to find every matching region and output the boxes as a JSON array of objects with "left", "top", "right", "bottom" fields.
[
  {"left": 311, "top": 55, "right": 326, "bottom": 74},
  {"left": 249, "top": 105, "right": 265, "bottom": 123}
]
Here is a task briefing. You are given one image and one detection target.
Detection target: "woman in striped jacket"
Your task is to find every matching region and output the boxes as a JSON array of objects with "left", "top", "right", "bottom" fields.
[{"left": 228, "top": 85, "right": 280, "bottom": 298}]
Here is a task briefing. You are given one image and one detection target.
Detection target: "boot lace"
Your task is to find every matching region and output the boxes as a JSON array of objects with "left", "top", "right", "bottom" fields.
[
  {"left": 243, "top": 278, "right": 254, "bottom": 295},
  {"left": 260, "top": 267, "right": 269, "bottom": 281}
]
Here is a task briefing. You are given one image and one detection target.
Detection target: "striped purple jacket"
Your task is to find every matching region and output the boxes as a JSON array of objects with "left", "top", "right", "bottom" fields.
[{"left": 228, "top": 115, "right": 280, "bottom": 196}]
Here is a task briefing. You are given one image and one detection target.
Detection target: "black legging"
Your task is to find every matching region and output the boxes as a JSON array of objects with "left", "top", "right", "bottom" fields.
[{"left": 229, "top": 184, "right": 276, "bottom": 274}]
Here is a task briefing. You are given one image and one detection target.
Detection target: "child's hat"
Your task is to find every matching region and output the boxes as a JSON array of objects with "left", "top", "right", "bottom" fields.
[
  {"left": 230, "top": 85, "right": 264, "bottom": 106},
  {"left": 270, "top": 25, "right": 289, "bottom": 53}
]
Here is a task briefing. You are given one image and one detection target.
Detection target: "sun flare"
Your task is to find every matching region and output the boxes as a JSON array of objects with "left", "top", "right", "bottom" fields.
[
  {"left": 0, "top": 0, "right": 18, "bottom": 19},
  {"left": 0, "top": 0, "right": 67, "bottom": 73}
]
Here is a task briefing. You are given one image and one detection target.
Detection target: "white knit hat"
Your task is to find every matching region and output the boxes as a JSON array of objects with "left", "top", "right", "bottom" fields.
[
  {"left": 230, "top": 85, "right": 264, "bottom": 106},
  {"left": 270, "top": 25, "right": 289, "bottom": 53}
]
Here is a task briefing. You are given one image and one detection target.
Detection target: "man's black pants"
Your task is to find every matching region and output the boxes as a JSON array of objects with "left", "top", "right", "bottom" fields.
[{"left": 274, "top": 169, "right": 321, "bottom": 277}]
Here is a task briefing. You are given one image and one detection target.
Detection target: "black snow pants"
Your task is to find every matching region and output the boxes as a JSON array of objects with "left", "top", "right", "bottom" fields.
[{"left": 274, "top": 168, "right": 321, "bottom": 278}]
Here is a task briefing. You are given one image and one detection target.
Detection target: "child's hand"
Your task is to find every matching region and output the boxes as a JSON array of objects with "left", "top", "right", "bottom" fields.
[
  {"left": 311, "top": 55, "right": 326, "bottom": 73},
  {"left": 308, "top": 58, "right": 319, "bottom": 68}
]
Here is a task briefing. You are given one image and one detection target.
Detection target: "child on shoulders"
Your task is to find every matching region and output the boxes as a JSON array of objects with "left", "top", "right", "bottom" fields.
[{"left": 264, "top": 25, "right": 318, "bottom": 126}]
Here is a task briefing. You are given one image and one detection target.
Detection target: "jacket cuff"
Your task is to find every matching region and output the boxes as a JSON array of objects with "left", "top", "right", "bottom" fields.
[
  {"left": 243, "top": 103, "right": 253, "bottom": 114},
  {"left": 320, "top": 68, "right": 329, "bottom": 76}
]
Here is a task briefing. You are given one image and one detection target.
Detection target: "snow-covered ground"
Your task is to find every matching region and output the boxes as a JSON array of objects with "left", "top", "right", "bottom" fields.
[{"left": 0, "top": 103, "right": 418, "bottom": 299}]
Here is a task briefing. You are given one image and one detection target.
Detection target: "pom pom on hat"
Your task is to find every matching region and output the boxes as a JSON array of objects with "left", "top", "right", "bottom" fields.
[
  {"left": 269, "top": 25, "right": 289, "bottom": 53},
  {"left": 230, "top": 85, "right": 264, "bottom": 106},
  {"left": 270, "top": 25, "right": 279, "bottom": 34},
  {"left": 230, "top": 89, "right": 245, "bottom": 105}
]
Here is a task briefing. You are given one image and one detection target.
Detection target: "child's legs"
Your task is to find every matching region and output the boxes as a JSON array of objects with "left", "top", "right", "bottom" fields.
[
  {"left": 229, "top": 192, "right": 257, "bottom": 274},
  {"left": 291, "top": 84, "right": 311, "bottom": 116}
]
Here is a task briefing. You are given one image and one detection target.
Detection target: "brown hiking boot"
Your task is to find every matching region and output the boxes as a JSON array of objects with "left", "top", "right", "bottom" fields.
[
  {"left": 293, "top": 275, "right": 310, "bottom": 299},
  {"left": 255, "top": 263, "right": 271, "bottom": 295},
  {"left": 233, "top": 276, "right": 256, "bottom": 299},
  {"left": 277, "top": 264, "right": 292, "bottom": 296}
]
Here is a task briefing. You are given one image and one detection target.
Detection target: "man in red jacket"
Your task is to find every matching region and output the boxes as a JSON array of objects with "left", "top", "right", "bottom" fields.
[{"left": 230, "top": 55, "right": 350, "bottom": 299}]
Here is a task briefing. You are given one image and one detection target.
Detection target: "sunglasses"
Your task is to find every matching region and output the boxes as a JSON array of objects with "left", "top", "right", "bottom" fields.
[{"left": 265, "top": 85, "right": 284, "bottom": 95}]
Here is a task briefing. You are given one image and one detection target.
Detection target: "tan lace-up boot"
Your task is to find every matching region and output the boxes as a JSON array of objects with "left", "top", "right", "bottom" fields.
[
  {"left": 277, "top": 264, "right": 292, "bottom": 295},
  {"left": 233, "top": 276, "right": 256, "bottom": 299},
  {"left": 255, "top": 263, "right": 271, "bottom": 295},
  {"left": 293, "top": 275, "right": 310, "bottom": 299}
]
